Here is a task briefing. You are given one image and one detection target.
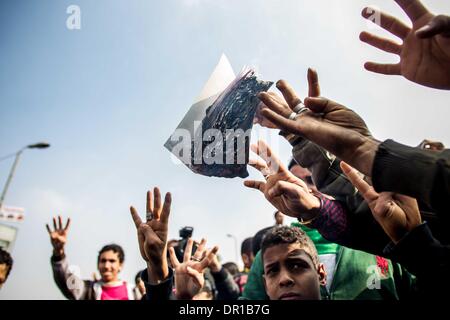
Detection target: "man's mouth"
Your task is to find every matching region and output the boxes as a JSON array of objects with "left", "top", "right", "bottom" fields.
[{"left": 278, "top": 292, "right": 302, "bottom": 300}]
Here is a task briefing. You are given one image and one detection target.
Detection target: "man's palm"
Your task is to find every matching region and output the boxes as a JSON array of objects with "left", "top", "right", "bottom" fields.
[
  {"left": 265, "top": 172, "right": 317, "bottom": 219},
  {"left": 362, "top": 1, "right": 450, "bottom": 89},
  {"left": 369, "top": 193, "right": 420, "bottom": 243},
  {"left": 50, "top": 230, "right": 68, "bottom": 248},
  {"left": 245, "top": 140, "right": 321, "bottom": 220},
  {"left": 140, "top": 219, "right": 167, "bottom": 262},
  {"left": 401, "top": 15, "right": 450, "bottom": 88},
  {"left": 130, "top": 188, "right": 171, "bottom": 263},
  {"left": 46, "top": 216, "right": 71, "bottom": 252}
]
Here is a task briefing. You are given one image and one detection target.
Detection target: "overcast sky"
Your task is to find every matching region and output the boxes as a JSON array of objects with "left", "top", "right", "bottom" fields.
[{"left": 1, "top": 0, "right": 449, "bottom": 299}]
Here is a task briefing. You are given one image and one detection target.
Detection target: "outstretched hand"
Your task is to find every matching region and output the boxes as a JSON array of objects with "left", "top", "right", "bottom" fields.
[
  {"left": 244, "top": 140, "right": 321, "bottom": 222},
  {"left": 361, "top": 0, "right": 450, "bottom": 89},
  {"left": 130, "top": 187, "right": 171, "bottom": 284},
  {"left": 46, "top": 215, "right": 71, "bottom": 257},
  {"left": 259, "top": 82, "right": 378, "bottom": 177},
  {"left": 340, "top": 162, "right": 421, "bottom": 243},
  {"left": 169, "top": 238, "right": 218, "bottom": 300},
  {"left": 254, "top": 68, "right": 321, "bottom": 129}
]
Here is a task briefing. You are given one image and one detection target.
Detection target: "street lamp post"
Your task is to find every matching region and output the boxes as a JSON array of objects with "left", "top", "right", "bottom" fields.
[
  {"left": 226, "top": 233, "right": 239, "bottom": 265},
  {"left": 0, "top": 142, "right": 50, "bottom": 209}
]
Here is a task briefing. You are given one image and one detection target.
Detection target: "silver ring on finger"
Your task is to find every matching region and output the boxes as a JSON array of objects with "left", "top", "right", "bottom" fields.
[
  {"left": 293, "top": 102, "right": 305, "bottom": 113},
  {"left": 146, "top": 212, "right": 154, "bottom": 221},
  {"left": 293, "top": 102, "right": 309, "bottom": 116},
  {"left": 288, "top": 112, "right": 297, "bottom": 120}
]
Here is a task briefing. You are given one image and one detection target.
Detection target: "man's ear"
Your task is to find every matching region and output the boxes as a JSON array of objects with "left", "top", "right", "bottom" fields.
[{"left": 318, "top": 263, "right": 327, "bottom": 286}]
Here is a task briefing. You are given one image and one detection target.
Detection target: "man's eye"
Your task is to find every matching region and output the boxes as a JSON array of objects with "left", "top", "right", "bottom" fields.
[
  {"left": 291, "top": 262, "right": 308, "bottom": 271},
  {"left": 266, "top": 268, "right": 278, "bottom": 276}
]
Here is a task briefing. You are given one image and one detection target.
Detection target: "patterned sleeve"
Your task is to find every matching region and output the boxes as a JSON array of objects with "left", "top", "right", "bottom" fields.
[{"left": 309, "top": 197, "right": 350, "bottom": 243}]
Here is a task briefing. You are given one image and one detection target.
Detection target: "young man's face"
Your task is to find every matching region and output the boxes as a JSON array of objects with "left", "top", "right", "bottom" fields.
[
  {"left": 241, "top": 252, "right": 254, "bottom": 269},
  {"left": 275, "top": 212, "right": 284, "bottom": 225},
  {"left": 98, "top": 250, "right": 122, "bottom": 283},
  {"left": 263, "top": 243, "right": 325, "bottom": 300},
  {"left": 0, "top": 263, "right": 10, "bottom": 289}
]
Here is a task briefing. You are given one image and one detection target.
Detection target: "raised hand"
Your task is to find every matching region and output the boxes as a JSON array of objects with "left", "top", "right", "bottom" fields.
[
  {"left": 259, "top": 82, "right": 378, "bottom": 177},
  {"left": 340, "top": 162, "right": 421, "bottom": 243},
  {"left": 361, "top": 0, "right": 450, "bottom": 90},
  {"left": 207, "top": 243, "right": 222, "bottom": 273},
  {"left": 130, "top": 187, "right": 171, "bottom": 284},
  {"left": 416, "top": 15, "right": 450, "bottom": 39},
  {"left": 244, "top": 140, "right": 322, "bottom": 222},
  {"left": 169, "top": 238, "right": 218, "bottom": 300},
  {"left": 254, "top": 92, "right": 290, "bottom": 129},
  {"left": 254, "top": 68, "right": 321, "bottom": 129},
  {"left": 46, "top": 215, "right": 71, "bottom": 257}
]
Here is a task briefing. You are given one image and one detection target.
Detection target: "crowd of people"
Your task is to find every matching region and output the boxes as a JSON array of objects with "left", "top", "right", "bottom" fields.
[{"left": 1, "top": 0, "right": 449, "bottom": 300}]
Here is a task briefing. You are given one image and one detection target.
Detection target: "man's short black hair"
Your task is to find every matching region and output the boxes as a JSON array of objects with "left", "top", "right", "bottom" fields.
[
  {"left": 0, "top": 247, "right": 13, "bottom": 279},
  {"left": 261, "top": 226, "right": 319, "bottom": 268},
  {"left": 98, "top": 244, "right": 125, "bottom": 264},
  {"left": 222, "top": 262, "right": 239, "bottom": 277},
  {"left": 240, "top": 237, "right": 253, "bottom": 256}
]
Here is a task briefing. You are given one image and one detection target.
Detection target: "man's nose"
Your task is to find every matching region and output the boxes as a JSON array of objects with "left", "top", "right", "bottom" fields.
[{"left": 279, "top": 269, "right": 295, "bottom": 287}]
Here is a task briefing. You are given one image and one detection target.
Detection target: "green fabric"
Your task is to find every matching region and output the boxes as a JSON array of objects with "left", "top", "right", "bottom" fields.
[
  {"left": 291, "top": 222, "right": 340, "bottom": 255},
  {"left": 240, "top": 250, "right": 268, "bottom": 300},
  {"left": 329, "top": 247, "right": 416, "bottom": 300}
]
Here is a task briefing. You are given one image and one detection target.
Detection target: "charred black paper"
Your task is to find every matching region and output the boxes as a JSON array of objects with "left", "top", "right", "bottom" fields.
[
  {"left": 165, "top": 62, "right": 273, "bottom": 179},
  {"left": 190, "top": 69, "right": 273, "bottom": 178}
]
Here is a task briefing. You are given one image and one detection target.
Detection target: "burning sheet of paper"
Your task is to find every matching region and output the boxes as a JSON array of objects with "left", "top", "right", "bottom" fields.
[{"left": 164, "top": 55, "right": 273, "bottom": 178}]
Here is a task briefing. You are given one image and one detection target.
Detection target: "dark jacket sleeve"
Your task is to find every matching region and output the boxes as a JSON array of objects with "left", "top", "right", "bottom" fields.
[
  {"left": 211, "top": 268, "right": 240, "bottom": 300},
  {"left": 141, "top": 268, "right": 175, "bottom": 300},
  {"left": 373, "top": 139, "right": 450, "bottom": 217},
  {"left": 383, "top": 222, "right": 449, "bottom": 298},
  {"left": 50, "top": 254, "right": 91, "bottom": 300}
]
